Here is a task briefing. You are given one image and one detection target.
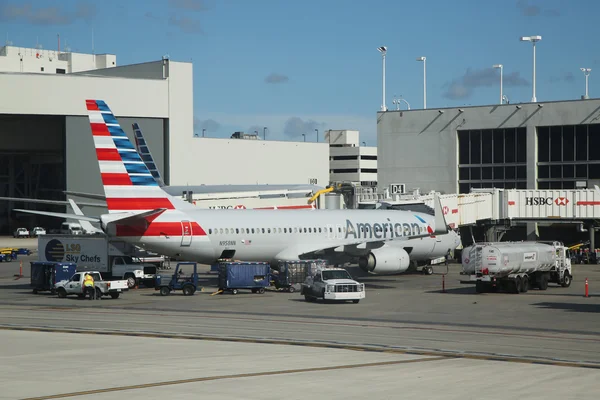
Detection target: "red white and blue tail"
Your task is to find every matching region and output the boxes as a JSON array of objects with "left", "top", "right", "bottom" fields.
[{"left": 85, "top": 99, "right": 178, "bottom": 214}]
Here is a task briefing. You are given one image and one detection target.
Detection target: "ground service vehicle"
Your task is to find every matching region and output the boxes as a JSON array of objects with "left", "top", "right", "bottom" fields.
[
  {"left": 37, "top": 234, "right": 157, "bottom": 287},
  {"left": 301, "top": 267, "right": 365, "bottom": 303},
  {"left": 55, "top": 271, "right": 128, "bottom": 299},
  {"left": 13, "top": 228, "right": 29, "bottom": 238},
  {"left": 31, "top": 227, "right": 46, "bottom": 237},
  {"left": 462, "top": 241, "right": 573, "bottom": 294},
  {"left": 218, "top": 262, "right": 271, "bottom": 294},
  {"left": 155, "top": 262, "right": 198, "bottom": 296},
  {"left": 60, "top": 222, "right": 83, "bottom": 235},
  {"left": 30, "top": 261, "right": 77, "bottom": 294}
]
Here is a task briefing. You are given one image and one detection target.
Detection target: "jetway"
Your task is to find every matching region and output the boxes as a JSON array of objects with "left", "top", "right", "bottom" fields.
[{"left": 359, "top": 188, "right": 600, "bottom": 228}]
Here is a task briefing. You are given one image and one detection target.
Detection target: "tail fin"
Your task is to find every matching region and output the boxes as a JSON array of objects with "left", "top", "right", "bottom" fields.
[
  {"left": 85, "top": 99, "right": 193, "bottom": 214},
  {"left": 133, "top": 122, "right": 165, "bottom": 187}
]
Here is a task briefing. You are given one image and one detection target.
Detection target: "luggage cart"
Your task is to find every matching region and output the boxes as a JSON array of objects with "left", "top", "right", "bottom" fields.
[
  {"left": 272, "top": 259, "right": 328, "bottom": 293},
  {"left": 218, "top": 262, "right": 270, "bottom": 294}
]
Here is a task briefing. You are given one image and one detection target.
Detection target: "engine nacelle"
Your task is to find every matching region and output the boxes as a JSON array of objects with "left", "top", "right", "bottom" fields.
[{"left": 358, "top": 247, "right": 411, "bottom": 274}]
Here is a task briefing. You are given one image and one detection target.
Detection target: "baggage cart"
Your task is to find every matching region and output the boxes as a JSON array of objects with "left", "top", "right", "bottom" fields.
[
  {"left": 218, "top": 262, "right": 270, "bottom": 294},
  {"left": 30, "top": 261, "right": 77, "bottom": 294},
  {"left": 271, "top": 259, "right": 328, "bottom": 292}
]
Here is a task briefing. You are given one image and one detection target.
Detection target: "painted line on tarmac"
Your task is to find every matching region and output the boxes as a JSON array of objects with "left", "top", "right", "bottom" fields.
[
  {"left": 2, "top": 325, "right": 600, "bottom": 370},
  {"left": 21, "top": 357, "right": 447, "bottom": 399}
]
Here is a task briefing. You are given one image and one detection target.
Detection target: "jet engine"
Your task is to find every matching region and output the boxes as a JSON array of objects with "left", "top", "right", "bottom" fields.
[{"left": 358, "top": 247, "right": 411, "bottom": 274}]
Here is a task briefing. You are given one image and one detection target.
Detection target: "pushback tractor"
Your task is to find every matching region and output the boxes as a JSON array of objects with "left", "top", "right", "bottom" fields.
[{"left": 462, "top": 241, "right": 573, "bottom": 294}]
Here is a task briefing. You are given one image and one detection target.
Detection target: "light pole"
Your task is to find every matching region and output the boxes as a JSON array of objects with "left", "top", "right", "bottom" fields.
[
  {"left": 302, "top": 134, "right": 306, "bottom": 142},
  {"left": 520, "top": 35, "right": 542, "bottom": 102},
  {"left": 202, "top": 128, "right": 205, "bottom": 137},
  {"left": 377, "top": 46, "right": 387, "bottom": 111},
  {"left": 263, "top": 127, "right": 267, "bottom": 140},
  {"left": 393, "top": 95, "right": 410, "bottom": 110},
  {"left": 493, "top": 64, "right": 503, "bottom": 104},
  {"left": 580, "top": 68, "right": 591, "bottom": 99},
  {"left": 315, "top": 128, "right": 319, "bottom": 142},
  {"left": 416, "top": 56, "right": 426, "bottom": 109}
]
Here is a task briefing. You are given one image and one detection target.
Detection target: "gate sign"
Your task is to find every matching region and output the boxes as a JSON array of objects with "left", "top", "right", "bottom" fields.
[{"left": 390, "top": 184, "right": 405, "bottom": 195}]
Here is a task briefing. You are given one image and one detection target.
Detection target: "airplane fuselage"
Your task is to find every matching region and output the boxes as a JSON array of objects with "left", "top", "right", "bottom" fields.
[{"left": 106, "top": 208, "right": 455, "bottom": 270}]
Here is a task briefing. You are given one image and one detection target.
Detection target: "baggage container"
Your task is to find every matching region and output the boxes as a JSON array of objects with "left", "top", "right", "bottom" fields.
[
  {"left": 30, "top": 261, "right": 77, "bottom": 294},
  {"left": 218, "top": 262, "right": 270, "bottom": 294}
]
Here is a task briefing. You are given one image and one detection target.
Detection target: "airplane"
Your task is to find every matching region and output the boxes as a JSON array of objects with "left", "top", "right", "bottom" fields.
[{"left": 12, "top": 99, "right": 454, "bottom": 275}]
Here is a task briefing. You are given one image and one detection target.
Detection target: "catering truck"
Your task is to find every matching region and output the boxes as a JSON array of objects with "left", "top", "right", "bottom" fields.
[
  {"left": 37, "top": 234, "right": 159, "bottom": 288},
  {"left": 462, "top": 241, "right": 573, "bottom": 294}
]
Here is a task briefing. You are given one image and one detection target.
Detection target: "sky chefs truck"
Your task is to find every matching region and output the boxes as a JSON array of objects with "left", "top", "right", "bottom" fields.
[
  {"left": 37, "top": 234, "right": 158, "bottom": 288},
  {"left": 462, "top": 241, "right": 572, "bottom": 294}
]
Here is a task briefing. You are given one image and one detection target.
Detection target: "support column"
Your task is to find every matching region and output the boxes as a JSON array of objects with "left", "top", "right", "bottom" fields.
[
  {"left": 526, "top": 222, "right": 538, "bottom": 241},
  {"left": 589, "top": 223, "right": 595, "bottom": 251}
]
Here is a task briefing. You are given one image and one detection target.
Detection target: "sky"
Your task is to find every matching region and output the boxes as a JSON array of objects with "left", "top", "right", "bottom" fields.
[{"left": 0, "top": 0, "right": 598, "bottom": 145}]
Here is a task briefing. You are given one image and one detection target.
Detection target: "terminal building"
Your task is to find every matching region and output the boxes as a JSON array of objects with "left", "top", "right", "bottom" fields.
[{"left": 377, "top": 99, "right": 600, "bottom": 194}]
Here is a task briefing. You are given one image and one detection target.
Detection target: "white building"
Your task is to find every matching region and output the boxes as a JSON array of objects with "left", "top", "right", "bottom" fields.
[
  {"left": 326, "top": 130, "right": 377, "bottom": 186},
  {"left": 0, "top": 45, "right": 116, "bottom": 74}
]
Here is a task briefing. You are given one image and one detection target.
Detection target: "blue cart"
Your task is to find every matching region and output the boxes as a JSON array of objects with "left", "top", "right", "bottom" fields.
[
  {"left": 30, "top": 261, "right": 77, "bottom": 294},
  {"left": 155, "top": 262, "right": 198, "bottom": 296},
  {"left": 218, "top": 262, "right": 270, "bottom": 294}
]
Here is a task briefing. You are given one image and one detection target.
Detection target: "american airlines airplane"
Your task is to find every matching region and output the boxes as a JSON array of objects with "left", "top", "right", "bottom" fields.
[{"left": 14, "top": 100, "right": 457, "bottom": 275}]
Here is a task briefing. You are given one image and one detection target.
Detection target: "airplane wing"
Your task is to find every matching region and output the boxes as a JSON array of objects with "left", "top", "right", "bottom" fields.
[
  {"left": 13, "top": 209, "right": 101, "bottom": 222},
  {"left": 276, "top": 194, "right": 449, "bottom": 260},
  {"left": 0, "top": 196, "right": 105, "bottom": 208},
  {"left": 68, "top": 199, "right": 104, "bottom": 233}
]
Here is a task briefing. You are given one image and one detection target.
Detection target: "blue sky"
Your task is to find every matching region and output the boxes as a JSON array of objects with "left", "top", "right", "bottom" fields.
[{"left": 1, "top": 0, "right": 598, "bottom": 145}]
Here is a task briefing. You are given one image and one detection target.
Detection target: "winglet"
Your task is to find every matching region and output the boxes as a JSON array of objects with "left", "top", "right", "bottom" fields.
[{"left": 433, "top": 194, "right": 449, "bottom": 235}]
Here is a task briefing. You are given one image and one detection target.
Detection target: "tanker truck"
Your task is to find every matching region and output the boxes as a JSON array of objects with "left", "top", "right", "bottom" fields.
[{"left": 462, "top": 241, "right": 572, "bottom": 294}]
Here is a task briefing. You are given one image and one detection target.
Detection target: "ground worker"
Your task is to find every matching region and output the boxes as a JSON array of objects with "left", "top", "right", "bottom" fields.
[{"left": 83, "top": 273, "right": 95, "bottom": 300}]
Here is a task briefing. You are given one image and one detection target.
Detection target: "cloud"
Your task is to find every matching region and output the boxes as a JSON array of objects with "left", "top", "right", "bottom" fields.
[
  {"left": 194, "top": 118, "right": 220, "bottom": 135},
  {"left": 0, "top": 1, "right": 96, "bottom": 25},
  {"left": 265, "top": 73, "right": 289, "bottom": 84},
  {"left": 283, "top": 117, "right": 326, "bottom": 138},
  {"left": 169, "top": 15, "right": 203, "bottom": 34},
  {"left": 169, "top": 0, "right": 211, "bottom": 11},
  {"left": 549, "top": 72, "right": 576, "bottom": 83},
  {"left": 516, "top": 0, "right": 560, "bottom": 17},
  {"left": 443, "top": 67, "right": 529, "bottom": 100}
]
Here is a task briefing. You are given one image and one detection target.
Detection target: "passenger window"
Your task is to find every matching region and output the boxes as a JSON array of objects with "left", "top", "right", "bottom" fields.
[
  {"left": 262, "top": 228, "right": 265, "bottom": 234},
  {"left": 284, "top": 228, "right": 287, "bottom": 233},
  {"left": 303, "top": 228, "right": 307, "bottom": 233},
  {"left": 268, "top": 228, "right": 271, "bottom": 234},
  {"left": 318, "top": 228, "right": 322, "bottom": 233},
  {"left": 72, "top": 274, "right": 80, "bottom": 281},
  {"left": 208, "top": 229, "right": 212, "bottom": 234},
  {"left": 251, "top": 228, "right": 255, "bottom": 234},
  {"left": 308, "top": 228, "right": 312, "bottom": 233}
]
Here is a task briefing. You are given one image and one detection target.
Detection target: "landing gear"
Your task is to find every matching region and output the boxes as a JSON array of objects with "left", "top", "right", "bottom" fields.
[{"left": 422, "top": 266, "right": 433, "bottom": 275}]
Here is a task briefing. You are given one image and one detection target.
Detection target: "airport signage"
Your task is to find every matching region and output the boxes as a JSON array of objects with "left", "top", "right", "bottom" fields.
[
  {"left": 389, "top": 183, "right": 405, "bottom": 195},
  {"left": 524, "top": 197, "right": 569, "bottom": 206}
]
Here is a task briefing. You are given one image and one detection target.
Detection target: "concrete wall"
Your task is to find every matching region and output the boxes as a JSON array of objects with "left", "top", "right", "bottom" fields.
[
  {"left": 165, "top": 137, "right": 330, "bottom": 186},
  {"left": 0, "top": 46, "right": 116, "bottom": 74},
  {"left": 377, "top": 99, "right": 600, "bottom": 194},
  {"left": 330, "top": 146, "right": 377, "bottom": 184},
  {"left": 65, "top": 116, "right": 166, "bottom": 217}
]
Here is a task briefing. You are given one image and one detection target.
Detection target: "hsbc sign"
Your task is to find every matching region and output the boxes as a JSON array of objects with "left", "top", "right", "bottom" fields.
[{"left": 524, "top": 197, "right": 569, "bottom": 206}]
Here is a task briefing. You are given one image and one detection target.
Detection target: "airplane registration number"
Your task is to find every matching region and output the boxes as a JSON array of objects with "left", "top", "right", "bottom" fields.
[{"left": 219, "top": 241, "right": 236, "bottom": 246}]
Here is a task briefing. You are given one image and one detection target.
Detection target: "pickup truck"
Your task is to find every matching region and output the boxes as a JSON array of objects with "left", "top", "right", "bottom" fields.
[
  {"left": 111, "top": 256, "right": 157, "bottom": 288},
  {"left": 13, "top": 228, "right": 29, "bottom": 238},
  {"left": 55, "top": 271, "right": 128, "bottom": 299},
  {"left": 301, "top": 268, "right": 365, "bottom": 303}
]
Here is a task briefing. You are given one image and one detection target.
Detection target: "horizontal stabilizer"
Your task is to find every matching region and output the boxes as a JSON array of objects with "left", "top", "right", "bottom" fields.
[
  {"left": 0, "top": 196, "right": 105, "bottom": 208},
  {"left": 104, "top": 208, "right": 167, "bottom": 227},
  {"left": 68, "top": 199, "right": 104, "bottom": 233},
  {"left": 63, "top": 191, "right": 107, "bottom": 201},
  {"left": 13, "top": 209, "right": 100, "bottom": 222}
]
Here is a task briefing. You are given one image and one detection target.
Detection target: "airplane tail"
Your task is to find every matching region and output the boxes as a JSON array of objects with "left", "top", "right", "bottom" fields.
[
  {"left": 133, "top": 123, "right": 165, "bottom": 187},
  {"left": 85, "top": 99, "right": 202, "bottom": 238}
]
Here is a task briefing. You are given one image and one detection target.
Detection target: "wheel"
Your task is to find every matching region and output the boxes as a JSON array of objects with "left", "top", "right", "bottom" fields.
[
  {"left": 32, "top": 289, "right": 38, "bottom": 294},
  {"left": 304, "top": 295, "right": 314, "bottom": 302},
  {"left": 288, "top": 286, "right": 296, "bottom": 293},
  {"left": 182, "top": 285, "right": 194, "bottom": 296},
  {"left": 258, "top": 288, "right": 265, "bottom": 294},
  {"left": 538, "top": 274, "right": 549, "bottom": 291},
  {"left": 475, "top": 281, "right": 486, "bottom": 293},
  {"left": 110, "top": 292, "right": 120, "bottom": 299},
  {"left": 513, "top": 277, "right": 522, "bottom": 294},
  {"left": 95, "top": 288, "right": 102, "bottom": 299},
  {"left": 125, "top": 275, "right": 136, "bottom": 289},
  {"left": 424, "top": 266, "right": 433, "bottom": 275},
  {"left": 561, "top": 273, "right": 572, "bottom": 287},
  {"left": 521, "top": 276, "right": 529, "bottom": 293},
  {"left": 231, "top": 289, "right": 238, "bottom": 295},
  {"left": 352, "top": 299, "right": 360, "bottom": 304},
  {"left": 160, "top": 286, "right": 170, "bottom": 296},
  {"left": 57, "top": 288, "right": 67, "bottom": 298}
]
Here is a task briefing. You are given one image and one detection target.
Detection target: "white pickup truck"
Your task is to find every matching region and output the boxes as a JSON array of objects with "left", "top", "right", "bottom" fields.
[
  {"left": 301, "top": 268, "right": 365, "bottom": 303},
  {"left": 55, "top": 271, "right": 128, "bottom": 299}
]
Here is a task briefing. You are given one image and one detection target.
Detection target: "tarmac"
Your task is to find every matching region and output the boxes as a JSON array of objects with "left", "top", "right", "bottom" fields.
[{"left": 1, "top": 237, "right": 600, "bottom": 398}]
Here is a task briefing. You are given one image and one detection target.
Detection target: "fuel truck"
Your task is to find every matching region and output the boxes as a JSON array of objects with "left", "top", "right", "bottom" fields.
[{"left": 462, "top": 241, "right": 572, "bottom": 294}]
